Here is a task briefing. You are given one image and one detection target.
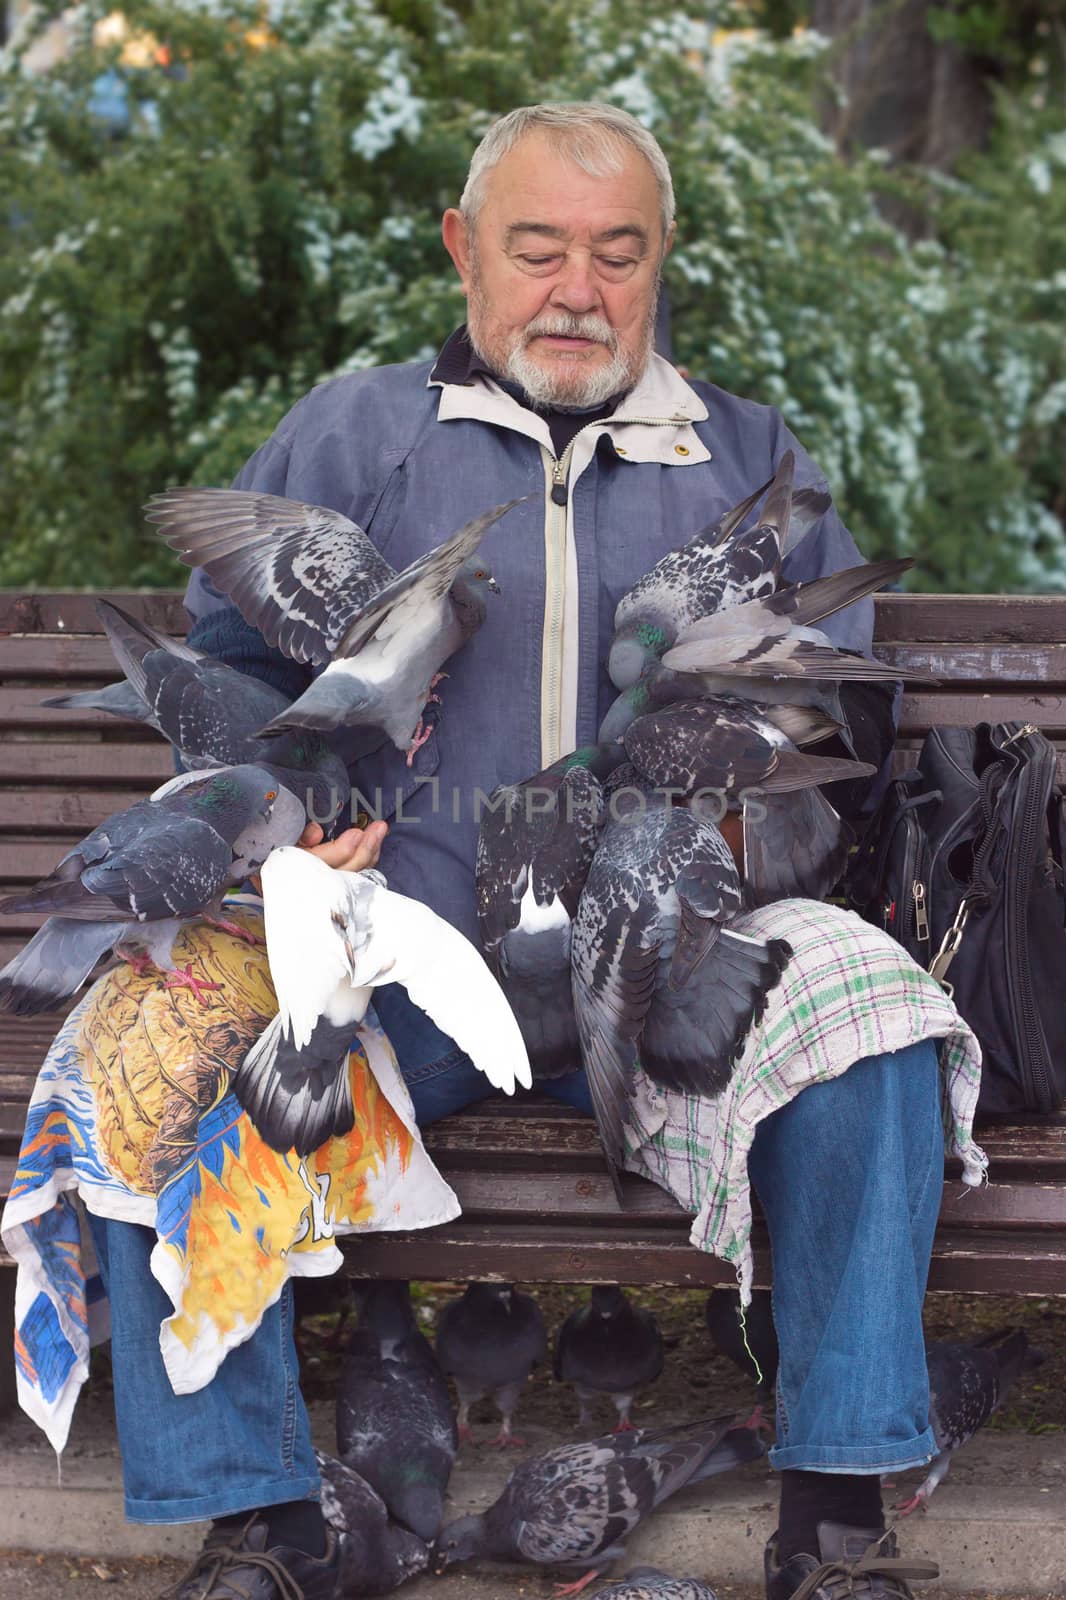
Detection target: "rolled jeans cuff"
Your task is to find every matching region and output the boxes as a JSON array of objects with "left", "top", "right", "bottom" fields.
[
  {"left": 124, "top": 1473, "right": 322, "bottom": 1526},
  {"left": 769, "top": 1426, "right": 937, "bottom": 1475}
]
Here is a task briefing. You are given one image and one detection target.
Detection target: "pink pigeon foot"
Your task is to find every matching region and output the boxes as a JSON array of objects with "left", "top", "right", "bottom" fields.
[
  {"left": 204, "top": 914, "right": 262, "bottom": 946},
  {"left": 457, "top": 1423, "right": 475, "bottom": 1447},
  {"left": 117, "top": 949, "right": 156, "bottom": 978},
  {"left": 165, "top": 965, "right": 224, "bottom": 1005},
  {"left": 485, "top": 1430, "right": 526, "bottom": 1449},
  {"left": 892, "top": 1491, "right": 928, "bottom": 1519},
  {"left": 405, "top": 720, "right": 435, "bottom": 767},
  {"left": 429, "top": 672, "right": 448, "bottom": 689},
  {"left": 553, "top": 1572, "right": 603, "bottom": 1597},
  {"left": 611, "top": 1417, "right": 636, "bottom": 1434}
]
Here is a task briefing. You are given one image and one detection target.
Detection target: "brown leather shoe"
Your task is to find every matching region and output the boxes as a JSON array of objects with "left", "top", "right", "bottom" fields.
[
  {"left": 161, "top": 1515, "right": 341, "bottom": 1599},
  {"left": 765, "top": 1522, "right": 939, "bottom": 1600}
]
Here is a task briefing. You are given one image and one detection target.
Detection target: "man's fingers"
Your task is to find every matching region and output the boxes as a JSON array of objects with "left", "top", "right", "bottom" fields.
[
  {"left": 298, "top": 820, "right": 325, "bottom": 847},
  {"left": 302, "top": 821, "right": 388, "bottom": 874}
]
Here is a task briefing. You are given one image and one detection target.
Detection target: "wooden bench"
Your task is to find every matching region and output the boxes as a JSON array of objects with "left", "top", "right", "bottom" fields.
[{"left": 3, "top": 589, "right": 1066, "bottom": 1411}]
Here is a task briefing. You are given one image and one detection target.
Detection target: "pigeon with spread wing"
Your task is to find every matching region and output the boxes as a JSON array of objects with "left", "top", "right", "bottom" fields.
[
  {"left": 236, "top": 845, "right": 531, "bottom": 1156},
  {"left": 147, "top": 488, "right": 524, "bottom": 762}
]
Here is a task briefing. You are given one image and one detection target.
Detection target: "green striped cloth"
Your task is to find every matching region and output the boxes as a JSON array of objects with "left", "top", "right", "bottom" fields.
[{"left": 624, "top": 900, "right": 986, "bottom": 1302}]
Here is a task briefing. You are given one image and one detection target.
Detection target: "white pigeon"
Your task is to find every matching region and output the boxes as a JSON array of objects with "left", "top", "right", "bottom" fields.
[{"left": 235, "top": 847, "right": 532, "bottom": 1155}]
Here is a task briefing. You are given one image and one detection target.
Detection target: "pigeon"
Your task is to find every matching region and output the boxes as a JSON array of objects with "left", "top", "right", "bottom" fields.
[
  {"left": 894, "top": 1327, "right": 1045, "bottom": 1516},
  {"left": 147, "top": 487, "right": 525, "bottom": 762},
  {"left": 431, "top": 1414, "right": 766, "bottom": 1591},
  {"left": 608, "top": 453, "right": 827, "bottom": 690},
  {"left": 476, "top": 745, "right": 628, "bottom": 1079},
  {"left": 436, "top": 1281, "right": 548, "bottom": 1448},
  {"left": 0, "top": 766, "right": 306, "bottom": 1014},
  {"left": 50, "top": 600, "right": 353, "bottom": 825},
  {"left": 554, "top": 1285, "right": 664, "bottom": 1432},
  {"left": 315, "top": 1449, "right": 430, "bottom": 1594},
  {"left": 335, "top": 1281, "right": 457, "bottom": 1542},
  {"left": 592, "top": 1571, "right": 719, "bottom": 1600},
  {"left": 571, "top": 789, "right": 792, "bottom": 1191},
  {"left": 705, "top": 1289, "right": 779, "bottom": 1404},
  {"left": 234, "top": 845, "right": 531, "bottom": 1156}
]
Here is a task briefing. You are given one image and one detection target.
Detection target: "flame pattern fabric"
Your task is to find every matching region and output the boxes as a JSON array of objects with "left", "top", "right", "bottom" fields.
[{"left": 1, "top": 897, "right": 459, "bottom": 1454}]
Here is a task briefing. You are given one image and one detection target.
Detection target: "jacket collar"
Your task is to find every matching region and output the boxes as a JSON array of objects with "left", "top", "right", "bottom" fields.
[{"left": 429, "top": 327, "right": 710, "bottom": 467}]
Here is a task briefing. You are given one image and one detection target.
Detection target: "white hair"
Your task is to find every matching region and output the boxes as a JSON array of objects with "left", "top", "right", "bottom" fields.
[{"left": 460, "top": 102, "right": 675, "bottom": 246}]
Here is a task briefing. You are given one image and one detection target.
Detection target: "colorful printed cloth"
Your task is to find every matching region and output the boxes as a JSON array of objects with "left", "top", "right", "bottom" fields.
[
  {"left": 625, "top": 899, "right": 987, "bottom": 1302},
  {"left": 0, "top": 899, "right": 459, "bottom": 1455}
]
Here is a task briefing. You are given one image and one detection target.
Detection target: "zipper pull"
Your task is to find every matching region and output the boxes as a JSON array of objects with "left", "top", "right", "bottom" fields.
[
  {"left": 912, "top": 879, "right": 930, "bottom": 943},
  {"left": 551, "top": 460, "right": 567, "bottom": 506}
]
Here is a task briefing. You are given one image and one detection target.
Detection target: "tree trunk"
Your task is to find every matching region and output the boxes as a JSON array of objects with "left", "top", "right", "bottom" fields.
[{"left": 811, "top": 0, "right": 995, "bottom": 172}]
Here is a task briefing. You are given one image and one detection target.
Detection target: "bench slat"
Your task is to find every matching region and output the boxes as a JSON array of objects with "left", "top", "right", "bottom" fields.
[
  {"left": 0, "top": 742, "right": 170, "bottom": 783},
  {"left": 0, "top": 793, "right": 149, "bottom": 832}
]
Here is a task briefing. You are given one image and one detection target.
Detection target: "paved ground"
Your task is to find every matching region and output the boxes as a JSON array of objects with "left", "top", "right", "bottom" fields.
[{"left": 0, "top": 1552, "right": 1054, "bottom": 1600}]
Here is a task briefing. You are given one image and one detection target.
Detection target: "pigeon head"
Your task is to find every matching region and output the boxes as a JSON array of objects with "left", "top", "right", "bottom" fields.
[
  {"left": 599, "top": 679, "right": 653, "bottom": 745},
  {"left": 352, "top": 1279, "right": 417, "bottom": 1354},
  {"left": 390, "top": 1481, "right": 444, "bottom": 1544},
  {"left": 591, "top": 1284, "right": 628, "bottom": 1319},
  {"left": 431, "top": 1513, "right": 486, "bottom": 1572},
  {"left": 608, "top": 617, "right": 671, "bottom": 690},
  {"left": 178, "top": 764, "right": 282, "bottom": 836}
]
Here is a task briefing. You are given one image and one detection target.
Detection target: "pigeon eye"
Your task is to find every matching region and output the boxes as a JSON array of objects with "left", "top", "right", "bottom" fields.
[{"left": 265, "top": 789, "right": 277, "bottom": 801}]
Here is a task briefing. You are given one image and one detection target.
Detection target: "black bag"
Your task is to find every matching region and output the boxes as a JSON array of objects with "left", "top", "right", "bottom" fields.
[{"left": 846, "top": 721, "right": 1066, "bottom": 1116}]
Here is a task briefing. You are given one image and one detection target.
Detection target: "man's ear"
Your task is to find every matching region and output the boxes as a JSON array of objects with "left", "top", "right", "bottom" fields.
[{"left": 442, "top": 208, "right": 473, "bottom": 294}]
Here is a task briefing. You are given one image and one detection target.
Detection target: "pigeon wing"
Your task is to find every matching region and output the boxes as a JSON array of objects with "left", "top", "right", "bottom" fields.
[{"left": 146, "top": 487, "right": 398, "bottom": 665}]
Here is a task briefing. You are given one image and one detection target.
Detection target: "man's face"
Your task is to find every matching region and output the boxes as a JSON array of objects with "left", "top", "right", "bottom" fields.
[{"left": 443, "top": 130, "right": 672, "bottom": 408}]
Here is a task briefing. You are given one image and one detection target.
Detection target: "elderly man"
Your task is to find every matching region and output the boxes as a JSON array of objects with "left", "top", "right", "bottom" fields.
[{"left": 92, "top": 104, "right": 964, "bottom": 1600}]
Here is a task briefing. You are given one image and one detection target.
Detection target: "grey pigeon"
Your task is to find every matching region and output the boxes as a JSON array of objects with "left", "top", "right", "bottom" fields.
[
  {"left": 554, "top": 1286, "right": 664, "bottom": 1432},
  {"left": 335, "top": 1281, "right": 457, "bottom": 1542},
  {"left": 0, "top": 766, "right": 305, "bottom": 1014},
  {"left": 59, "top": 600, "right": 353, "bottom": 825},
  {"left": 436, "top": 1281, "right": 548, "bottom": 1448},
  {"left": 147, "top": 487, "right": 524, "bottom": 761},
  {"left": 705, "top": 1289, "right": 779, "bottom": 1405},
  {"left": 476, "top": 745, "right": 628, "bottom": 1079},
  {"left": 431, "top": 1414, "right": 765, "bottom": 1586},
  {"left": 234, "top": 846, "right": 529, "bottom": 1156},
  {"left": 592, "top": 1570, "right": 718, "bottom": 1599},
  {"left": 608, "top": 453, "right": 827, "bottom": 689},
  {"left": 315, "top": 1448, "right": 430, "bottom": 1594},
  {"left": 571, "top": 790, "right": 791, "bottom": 1192},
  {"left": 894, "top": 1327, "right": 1045, "bottom": 1516}
]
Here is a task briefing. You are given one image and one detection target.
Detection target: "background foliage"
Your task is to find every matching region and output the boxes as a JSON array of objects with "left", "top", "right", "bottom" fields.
[{"left": 1, "top": 0, "right": 1064, "bottom": 590}]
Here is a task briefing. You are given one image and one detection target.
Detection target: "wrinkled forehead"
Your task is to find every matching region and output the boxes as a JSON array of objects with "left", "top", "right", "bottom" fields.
[{"left": 475, "top": 128, "right": 664, "bottom": 249}]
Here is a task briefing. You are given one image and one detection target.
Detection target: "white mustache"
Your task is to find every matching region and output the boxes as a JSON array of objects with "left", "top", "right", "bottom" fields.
[{"left": 523, "top": 313, "right": 618, "bottom": 349}]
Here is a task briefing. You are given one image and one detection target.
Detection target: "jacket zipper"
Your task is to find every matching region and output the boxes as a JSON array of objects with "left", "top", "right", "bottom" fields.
[
  {"left": 539, "top": 415, "right": 687, "bottom": 767},
  {"left": 1000, "top": 727, "right": 1055, "bottom": 1109}
]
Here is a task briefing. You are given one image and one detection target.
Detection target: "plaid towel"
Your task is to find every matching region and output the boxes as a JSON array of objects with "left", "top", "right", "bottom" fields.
[{"left": 624, "top": 900, "right": 986, "bottom": 1301}]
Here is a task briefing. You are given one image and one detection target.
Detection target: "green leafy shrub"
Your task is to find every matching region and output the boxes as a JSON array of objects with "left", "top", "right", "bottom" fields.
[{"left": 0, "top": 1, "right": 1062, "bottom": 589}]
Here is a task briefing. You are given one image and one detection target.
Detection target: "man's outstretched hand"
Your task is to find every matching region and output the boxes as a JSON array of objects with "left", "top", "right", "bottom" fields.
[{"left": 296, "top": 818, "right": 388, "bottom": 874}]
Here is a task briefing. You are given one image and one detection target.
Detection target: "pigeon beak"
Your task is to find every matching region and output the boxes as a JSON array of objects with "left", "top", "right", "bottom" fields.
[{"left": 487, "top": 576, "right": 501, "bottom": 595}]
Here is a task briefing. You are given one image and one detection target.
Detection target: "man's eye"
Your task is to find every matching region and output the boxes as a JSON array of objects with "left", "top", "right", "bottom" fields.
[
  {"left": 599, "top": 257, "right": 636, "bottom": 271},
  {"left": 519, "top": 254, "right": 558, "bottom": 267}
]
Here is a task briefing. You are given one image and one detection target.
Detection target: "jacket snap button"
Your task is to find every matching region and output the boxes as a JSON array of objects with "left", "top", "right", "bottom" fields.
[
  {"left": 356, "top": 810, "right": 371, "bottom": 829},
  {"left": 674, "top": 443, "right": 690, "bottom": 457}
]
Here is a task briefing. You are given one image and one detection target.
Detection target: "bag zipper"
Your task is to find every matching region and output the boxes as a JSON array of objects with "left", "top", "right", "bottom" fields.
[{"left": 999, "top": 725, "right": 1056, "bottom": 1110}]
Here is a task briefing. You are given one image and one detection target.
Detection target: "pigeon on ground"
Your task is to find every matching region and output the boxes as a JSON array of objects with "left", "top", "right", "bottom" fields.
[
  {"left": 591, "top": 1571, "right": 718, "bottom": 1600},
  {"left": 49, "top": 600, "right": 353, "bottom": 824},
  {"left": 894, "top": 1327, "right": 1045, "bottom": 1516},
  {"left": 554, "top": 1286, "right": 664, "bottom": 1432},
  {"left": 705, "top": 1289, "right": 779, "bottom": 1404},
  {"left": 335, "top": 1281, "right": 457, "bottom": 1542},
  {"left": 235, "top": 846, "right": 531, "bottom": 1156},
  {"left": 608, "top": 453, "right": 826, "bottom": 689},
  {"left": 436, "top": 1281, "right": 548, "bottom": 1448},
  {"left": 431, "top": 1414, "right": 765, "bottom": 1592},
  {"left": 315, "top": 1448, "right": 430, "bottom": 1594},
  {"left": 0, "top": 766, "right": 305, "bottom": 1014},
  {"left": 571, "top": 789, "right": 792, "bottom": 1191},
  {"left": 476, "top": 745, "right": 629, "bottom": 1079},
  {"left": 147, "top": 487, "right": 524, "bottom": 761}
]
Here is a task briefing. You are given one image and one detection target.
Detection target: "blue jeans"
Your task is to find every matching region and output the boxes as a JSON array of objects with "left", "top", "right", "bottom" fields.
[{"left": 87, "top": 986, "right": 941, "bottom": 1522}]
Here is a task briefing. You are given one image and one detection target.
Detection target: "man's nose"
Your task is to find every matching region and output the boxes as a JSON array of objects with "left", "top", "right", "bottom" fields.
[{"left": 550, "top": 253, "right": 600, "bottom": 315}]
